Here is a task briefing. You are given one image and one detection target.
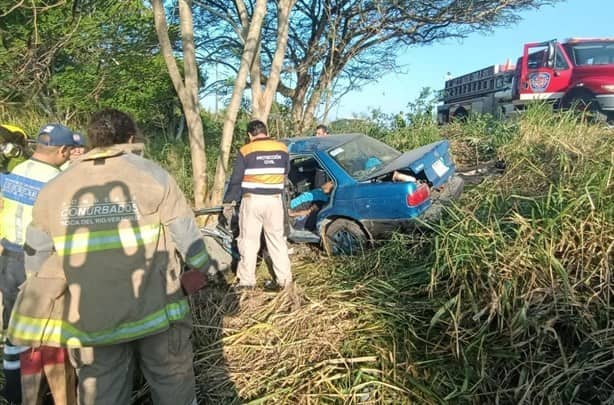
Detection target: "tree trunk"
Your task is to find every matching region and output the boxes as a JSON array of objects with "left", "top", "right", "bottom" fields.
[
  {"left": 302, "top": 86, "right": 323, "bottom": 133},
  {"left": 289, "top": 72, "right": 310, "bottom": 134},
  {"left": 252, "top": 0, "right": 296, "bottom": 122},
  {"left": 207, "top": 0, "right": 267, "bottom": 207},
  {"left": 250, "top": 46, "right": 264, "bottom": 119},
  {"left": 152, "top": 0, "right": 208, "bottom": 208},
  {"left": 293, "top": 66, "right": 335, "bottom": 134}
]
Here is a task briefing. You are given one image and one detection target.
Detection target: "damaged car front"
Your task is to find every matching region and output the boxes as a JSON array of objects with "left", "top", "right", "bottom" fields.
[
  {"left": 283, "top": 134, "right": 464, "bottom": 255},
  {"left": 344, "top": 137, "right": 465, "bottom": 239}
]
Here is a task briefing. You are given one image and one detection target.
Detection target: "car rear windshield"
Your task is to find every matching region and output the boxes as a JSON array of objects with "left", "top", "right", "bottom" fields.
[
  {"left": 328, "top": 136, "right": 401, "bottom": 180},
  {"left": 565, "top": 42, "right": 614, "bottom": 66}
]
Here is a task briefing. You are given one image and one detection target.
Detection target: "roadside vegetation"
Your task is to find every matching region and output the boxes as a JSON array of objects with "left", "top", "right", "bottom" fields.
[
  {"left": 2, "top": 105, "right": 612, "bottom": 403},
  {"left": 3, "top": 1, "right": 603, "bottom": 403},
  {"left": 192, "top": 106, "right": 613, "bottom": 404},
  {"left": 177, "top": 105, "right": 614, "bottom": 403}
]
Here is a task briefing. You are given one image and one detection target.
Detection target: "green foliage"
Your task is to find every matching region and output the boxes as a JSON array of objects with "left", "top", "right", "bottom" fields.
[
  {"left": 1, "top": 1, "right": 181, "bottom": 133},
  {"left": 177, "top": 105, "right": 614, "bottom": 403},
  {"left": 330, "top": 88, "right": 442, "bottom": 152},
  {"left": 321, "top": 107, "right": 614, "bottom": 403},
  {"left": 144, "top": 135, "right": 194, "bottom": 200},
  {"left": 5, "top": 78, "right": 613, "bottom": 403}
]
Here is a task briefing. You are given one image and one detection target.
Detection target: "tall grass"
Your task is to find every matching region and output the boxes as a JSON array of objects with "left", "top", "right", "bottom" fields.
[
  {"left": 318, "top": 105, "right": 614, "bottom": 403},
  {"left": 3, "top": 103, "right": 612, "bottom": 403},
  {"left": 187, "top": 106, "right": 614, "bottom": 403}
]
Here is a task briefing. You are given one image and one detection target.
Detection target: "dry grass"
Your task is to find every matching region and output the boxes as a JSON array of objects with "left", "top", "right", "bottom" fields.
[
  {"left": 3, "top": 105, "right": 613, "bottom": 404},
  {"left": 188, "top": 255, "right": 413, "bottom": 404},
  {"left": 185, "top": 105, "right": 614, "bottom": 404}
]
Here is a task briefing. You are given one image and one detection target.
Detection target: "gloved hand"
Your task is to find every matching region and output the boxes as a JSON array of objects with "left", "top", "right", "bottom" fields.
[
  {"left": 222, "top": 202, "right": 236, "bottom": 224},
  {"left": 180, "top": 269, "right": 207, "bottom": 295}
]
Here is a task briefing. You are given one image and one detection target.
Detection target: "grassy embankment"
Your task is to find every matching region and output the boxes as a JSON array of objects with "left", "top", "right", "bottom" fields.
[
  {"left": 189, "top": 107, "right": 614, "bottom": 404},
  {"left": 2, "top": 106, "right": 612, "bottom": 404}
]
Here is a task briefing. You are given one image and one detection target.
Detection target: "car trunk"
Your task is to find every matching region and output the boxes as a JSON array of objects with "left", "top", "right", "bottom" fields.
[{"left": 364, "top": 140, "right": 455, "bottom": 187}]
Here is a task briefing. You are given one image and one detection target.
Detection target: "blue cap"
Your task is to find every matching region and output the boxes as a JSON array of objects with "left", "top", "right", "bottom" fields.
[{"left": 37, "top": 124, "right": 80, "bottom": 146}]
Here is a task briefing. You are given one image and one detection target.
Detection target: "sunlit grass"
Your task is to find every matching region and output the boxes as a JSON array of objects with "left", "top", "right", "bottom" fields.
[
  {"left": 188, "top": 105, "right": 614, "bottom": 403},
  {"left": 3, "top": 104, "right": 613, "bottom": 403}
]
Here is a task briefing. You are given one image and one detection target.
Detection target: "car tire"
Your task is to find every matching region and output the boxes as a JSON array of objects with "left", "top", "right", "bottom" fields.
[{"left": 323, "top": 218, "right": 368, "bottom": 256}]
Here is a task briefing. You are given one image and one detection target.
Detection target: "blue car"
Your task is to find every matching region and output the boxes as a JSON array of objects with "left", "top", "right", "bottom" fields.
[{"left": 281, "top": 133, "right": 464, "bottom": 255}]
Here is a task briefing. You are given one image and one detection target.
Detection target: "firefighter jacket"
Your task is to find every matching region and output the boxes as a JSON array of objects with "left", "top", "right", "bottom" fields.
[
  {"left": 7, "top": 144, "right": 208, "bottom": 348},
  {"left": 223, "top": 137, "right": 289, "bottom": 203},
  {"left": 1, "top": 159, "right": 62, "bottom": 252}
]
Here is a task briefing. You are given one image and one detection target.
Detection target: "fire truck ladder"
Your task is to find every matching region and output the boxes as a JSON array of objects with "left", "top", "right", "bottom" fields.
[{"left": 443, "top": 65, "right": 514, "bottom": 104}]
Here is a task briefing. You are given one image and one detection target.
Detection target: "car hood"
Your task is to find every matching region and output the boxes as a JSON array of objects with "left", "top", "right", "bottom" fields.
[{"left": 365, "top": 140, "right": 454, "bottom": 187}]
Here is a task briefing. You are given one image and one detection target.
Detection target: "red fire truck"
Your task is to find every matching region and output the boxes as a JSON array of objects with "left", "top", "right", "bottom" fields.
[{"left": 437, "top": 38, "right": 614, "bottom": 123}]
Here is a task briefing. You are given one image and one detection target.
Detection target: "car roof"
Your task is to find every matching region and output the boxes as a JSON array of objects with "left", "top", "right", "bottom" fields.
[{"left": 280, "top": 133, "right": 363, "bottom": 154}]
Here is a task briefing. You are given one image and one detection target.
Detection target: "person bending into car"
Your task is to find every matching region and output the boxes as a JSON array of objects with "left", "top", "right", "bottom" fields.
[
  {"left": 287, "top": 173, "right": 411, "bottom": 232},
  {"left": 288, "top": 181, "right": 334, "bottom": 231}
]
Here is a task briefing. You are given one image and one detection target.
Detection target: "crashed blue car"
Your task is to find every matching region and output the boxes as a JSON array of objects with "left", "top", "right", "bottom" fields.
[{"left": 281, "top": 133, "right": 464, "bottom": 255}]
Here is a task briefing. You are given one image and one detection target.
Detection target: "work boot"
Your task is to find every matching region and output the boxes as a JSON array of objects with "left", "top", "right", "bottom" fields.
[{"left": 263, "top": 279, "right": 283, "bottom": 293}]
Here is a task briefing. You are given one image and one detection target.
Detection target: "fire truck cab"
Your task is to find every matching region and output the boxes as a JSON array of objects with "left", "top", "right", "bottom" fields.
[{"left": 437, "top": 38, "right": 614, "bottom": 123}]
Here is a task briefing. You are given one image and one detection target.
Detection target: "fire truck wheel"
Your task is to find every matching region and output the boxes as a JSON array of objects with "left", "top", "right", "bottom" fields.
[
  {"left": 564, "top": 94, "right": 608, "bottom": 123},
  {"left": 452, "top": 108, "right": 468, "bottom": 122}
]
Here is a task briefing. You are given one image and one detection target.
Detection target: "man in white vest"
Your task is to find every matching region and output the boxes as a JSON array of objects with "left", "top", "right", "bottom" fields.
[{"left": 0, "top": 123, "right": 80, "bottom": 404}]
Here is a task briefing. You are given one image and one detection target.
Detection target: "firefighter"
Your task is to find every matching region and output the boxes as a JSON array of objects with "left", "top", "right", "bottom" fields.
[
  {"left": 223, "top": 119, "right": 292, "bottom": 291},
  {"left": 0, "top": 123, "right": 80, "bottom": 404},
  {"left": 7, "top": 108, "right": 209, "bottom": 405}
]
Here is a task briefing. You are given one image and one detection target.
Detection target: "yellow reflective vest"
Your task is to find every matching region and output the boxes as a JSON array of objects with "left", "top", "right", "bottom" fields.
[{"left": 0, "top": 159, "right": 61, "bottom": 251}]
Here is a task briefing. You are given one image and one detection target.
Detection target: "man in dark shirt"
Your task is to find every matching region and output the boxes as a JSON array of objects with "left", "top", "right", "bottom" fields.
[{"left": 223, "top": 120, "right": 292, "bottom": 291}]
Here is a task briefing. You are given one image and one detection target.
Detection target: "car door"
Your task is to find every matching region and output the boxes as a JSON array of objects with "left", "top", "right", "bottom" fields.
[{"left": 286, "top": 153, "right": 336, "bottom": 244}]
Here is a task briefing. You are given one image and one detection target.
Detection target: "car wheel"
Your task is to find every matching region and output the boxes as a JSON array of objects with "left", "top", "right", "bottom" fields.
[{"left": 323, "top": 218, "right": 368, "bottom": 256}]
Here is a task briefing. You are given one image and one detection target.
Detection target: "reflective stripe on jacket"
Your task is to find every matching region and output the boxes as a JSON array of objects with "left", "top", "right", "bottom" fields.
[
  {"left": 224, "top": 137, "right": 289, "bottom": 203},
  {"left": 7, "top": 144, "right": 207, "bottom": 348},
  {"left": 0, "top": 159, "right": 61, "bottom": 251}
]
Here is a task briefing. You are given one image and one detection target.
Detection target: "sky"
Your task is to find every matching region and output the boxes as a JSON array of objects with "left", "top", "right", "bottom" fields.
[{"left": 331, "top": 0, "right": 613, "bottom": 119}]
